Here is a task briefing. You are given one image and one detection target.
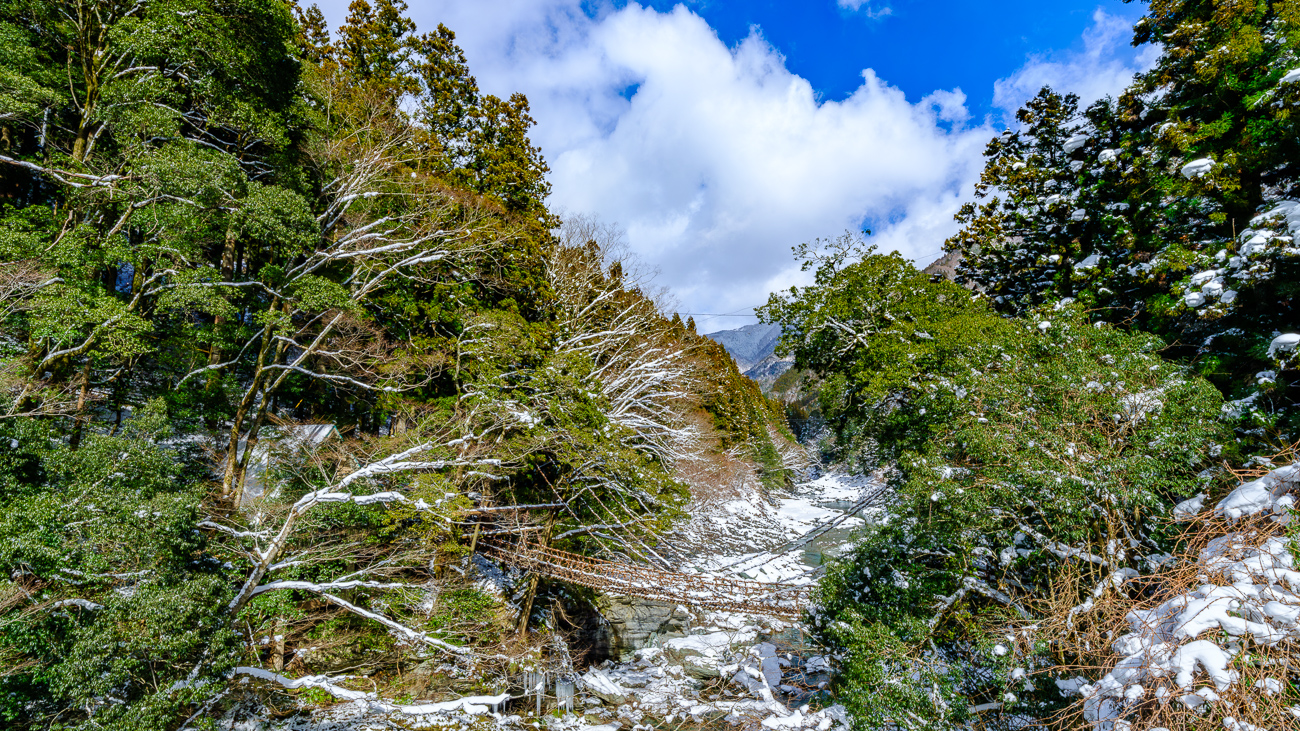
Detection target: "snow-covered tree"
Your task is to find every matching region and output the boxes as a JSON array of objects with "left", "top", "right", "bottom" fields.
[
  {"left": 947, "top": 2, "right": 1300, "bottom": 440},
  {"left": 761, "top": 244, "right": 1230, "bottom": 728},
  {"left": 549, "top": 216, "right": 698, "bottom": 465}
]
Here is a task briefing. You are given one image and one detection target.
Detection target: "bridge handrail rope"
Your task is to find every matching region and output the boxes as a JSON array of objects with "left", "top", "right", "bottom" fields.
[{"left": 504, "top": 540, "right": 809, "bottom": 597}]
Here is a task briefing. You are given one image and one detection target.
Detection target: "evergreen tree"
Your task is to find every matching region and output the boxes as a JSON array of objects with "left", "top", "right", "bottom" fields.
[
  {"left": 0, "top": 4, "right": 791, "bottom": 726},
  {"left": 947, "top": 1, "right": 1300, "bottom": 442}
]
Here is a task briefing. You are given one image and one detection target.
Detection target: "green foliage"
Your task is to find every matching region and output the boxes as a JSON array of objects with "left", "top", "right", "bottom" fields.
[
  {"left": 945, "top": 2, "right": 1300, "bottom": 442},
  {"left": 312, "top": 0, "right": 551, "bottom": 214},
  {"left": 804, "top": 307, "right": 1228, "bottom": 728},
  {"left": 759, "top": 236, "right": 1010, "bottom": 467},
  {"left": 0, "top": 20, "right": 62, "bottom": 123},
  {"left": 423, "top": 587, "right": 502, "bottom": 643},
  {"left": 764, "top": 236, "right": 1231, "bottom": 726},
  {"left": 452, "top": 309, "right": 692, "bottom": 547},
  {"left": 691, "top": 333, "right": 793, "bottom": 488},
  {"left": 815, "top": 601, "right": 969, "bottom": 729},
  {"left": 0, "top": 403, "right": 239, "bottom": 729},
  {"left": 0, "top": 0, "right": 818, "bottom": 726}
]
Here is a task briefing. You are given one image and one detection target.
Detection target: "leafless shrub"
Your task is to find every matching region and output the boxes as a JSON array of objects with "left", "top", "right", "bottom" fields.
[
  {"left": 0, "top": 359, "right": 85, "bottom": 420},
  {"left": 0, "top": 259, "right": 57, "bottom": 321}
]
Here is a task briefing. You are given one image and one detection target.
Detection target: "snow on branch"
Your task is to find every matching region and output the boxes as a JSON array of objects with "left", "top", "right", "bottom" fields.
[
  {"left": 988, "top": 509, "right": 1113, "bottom": 567},
  {"left": 233, "top": 666, "right": 370, "bottom": 702},
  {"left": 249, "top": 579, "right": 409, "bottom": 597},
  {"left": 259, "top": 365, "right": 412, "bottom": 393},
  {"left": 0, "top": 154, "right": 127, "bottom": 188},
  {"left": 308, "top": 588, "right": 473, "bottom": 656},
  {"left": 333, "top": 442, "right": 492, "bottom": 491},
  {"left": 197, "top": 521, "right": 270, "bottom": 540},
  {"left": 1066, "top": 568, "right": 1138, "bottom": 630},
  {"left": 50, "top": 598, "right": 103, "bottom": 611},
  {"left": 962, "top": 576, "right": 1032, "bottom": 619},
  {"left": 232, "top": 667, "right": 509, "bottom": 715},
  {"left": 224, "top": 440, "right": 501, "bottom": 622}
]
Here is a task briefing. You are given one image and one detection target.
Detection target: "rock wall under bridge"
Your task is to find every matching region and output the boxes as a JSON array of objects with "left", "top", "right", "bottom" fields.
[{"left": 594, "top": 596, "right": 693, "bottom": 661}]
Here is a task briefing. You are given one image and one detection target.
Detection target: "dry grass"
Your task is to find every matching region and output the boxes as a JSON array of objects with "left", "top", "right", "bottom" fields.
[
  {"left": 1035, "top": 444, "right": 1300, "bottom": 731},
  {"left": 0, "top": 575, "right": 47, "bottom": 678}
]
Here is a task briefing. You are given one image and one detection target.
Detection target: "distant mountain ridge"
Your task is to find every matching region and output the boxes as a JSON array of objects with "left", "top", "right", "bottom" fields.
[
  {"left": 704, "top": 322, "right": 781, "bottom": 371},
  {"left": 704, "top": 322, "right": 792, "bottom": 389}
]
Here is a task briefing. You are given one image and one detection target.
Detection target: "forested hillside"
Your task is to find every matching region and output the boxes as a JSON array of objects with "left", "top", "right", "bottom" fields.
[
  {"left": 0, "top": 1, "right": 793, "bottom": 727},
  {"left": 759, "top": 1, "right": 1300, "bottom": 729},
  {"left": 6, "top": 1, "right": 1300, "bottom": 730}
]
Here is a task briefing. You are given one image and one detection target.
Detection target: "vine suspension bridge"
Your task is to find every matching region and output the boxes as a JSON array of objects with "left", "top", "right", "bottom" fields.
[
  {"left": 479, "top": 539, "right": 812, "bottom": 618},
  {"left": 473, "top": 481, "right": 882, "bottom": 619}
]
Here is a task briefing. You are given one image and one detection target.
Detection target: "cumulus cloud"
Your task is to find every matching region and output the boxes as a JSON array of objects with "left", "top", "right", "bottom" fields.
[
  {"left": 993, "top": 9, "right": 1160, "bottom": 118},
  {"left": 315, "top": 0, "right": 986, "bottom": 318},
  {"left": 310, "top": 1, "right": 1150, "bottom": 323},
  {"left": 531, "top": 7, "right": 992, "bottom": 316}
]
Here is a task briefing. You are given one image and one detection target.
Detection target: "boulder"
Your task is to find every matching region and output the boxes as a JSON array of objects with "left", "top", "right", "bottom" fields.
[
  {"left": 681, "top": 657, "right": 721, "bottom": 680},
  {"left": 579, "top": 668, "right": 629, "bottom": 705},
  {"left": 730, "top": 643, "right": 783, "bottom": 702}
]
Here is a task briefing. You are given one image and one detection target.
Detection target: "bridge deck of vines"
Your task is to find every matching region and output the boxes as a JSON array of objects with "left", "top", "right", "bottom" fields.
[{"left": 1, "top": 1, "right": 1299, "bottom": 731}]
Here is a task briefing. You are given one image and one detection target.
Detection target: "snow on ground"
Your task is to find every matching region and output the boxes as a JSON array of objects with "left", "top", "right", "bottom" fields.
[
  {"left": 1077, "top": 464, "right": 1300, "bottom": 729},
  {"left": 678, "top": 470, "right": 882, "bottom": 584},
  {"left": 240, "top": 608, "right": 847, "bottom": 731}
]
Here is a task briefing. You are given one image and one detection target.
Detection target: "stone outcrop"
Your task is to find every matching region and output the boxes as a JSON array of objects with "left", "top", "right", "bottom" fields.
[{"left": 594, "top": 596, "right": 692, "bottom": 660}]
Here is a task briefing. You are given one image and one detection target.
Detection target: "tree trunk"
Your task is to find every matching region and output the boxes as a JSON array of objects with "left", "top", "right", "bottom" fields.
[
  {"left": 222, "top": 322, "right": 277, "bottom": 501},
  {"left": 232, "top": 382, "right": 277, "bottom": 507},
  {"left": 209, "top": 227, "right": 240, "bottom": 369},
  {"left": 272, "top": 617, "right": 286, "bottom": 671},
  {"left": 68, "top": 359, "right": 92, "bottom": 448}
]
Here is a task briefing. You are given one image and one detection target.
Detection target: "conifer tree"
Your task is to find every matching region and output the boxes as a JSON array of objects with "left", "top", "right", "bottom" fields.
[
  {"left": 947, "top": 1, "right": 1300, "bottom": 439},
  {"left": 0, "top": 5, "right": 793, "bottom": 727}
]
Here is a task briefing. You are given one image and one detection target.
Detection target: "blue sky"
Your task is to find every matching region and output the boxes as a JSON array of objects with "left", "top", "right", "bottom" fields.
[
  {"left": 627, "top": 0, "right": 1141, "bottom": 117},
  {"left": 313, "top": 0, "right": 1156, "bottom": 326}
]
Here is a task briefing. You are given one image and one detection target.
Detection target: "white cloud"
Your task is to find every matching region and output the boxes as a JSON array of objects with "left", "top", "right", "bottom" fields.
[
  {"left": 525, "top": 7, "right": 992, "bottom": 315},
  {"left": 310, "top": 1, "right": 1150, "bottom": 324},
  {"left": 993, "top": 9, "right": 1160, "bottom": 118},
  {"left": 837, "top": 0, "right": 893, "bottom": 19}
]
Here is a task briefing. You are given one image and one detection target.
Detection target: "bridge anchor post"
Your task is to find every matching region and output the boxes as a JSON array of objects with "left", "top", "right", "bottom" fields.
[{"left": 515, "top": 518, "right": 554, "bottom": 635}]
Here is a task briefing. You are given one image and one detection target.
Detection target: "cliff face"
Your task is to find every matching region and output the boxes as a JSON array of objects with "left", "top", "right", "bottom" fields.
[{"left": 921, "top": 250, "right": 963, "bottom": 281}]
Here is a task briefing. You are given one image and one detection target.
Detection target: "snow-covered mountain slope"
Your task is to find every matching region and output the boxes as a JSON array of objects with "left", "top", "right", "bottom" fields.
[
  {"left": 743, "top": 351, "right": 793, "bottom": 390},
  {"left": 705, "top": 323, "right": 793, "bottom": 389},
  {"left": 704, "top": 322, "right": 782, "bottom": 371}
]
